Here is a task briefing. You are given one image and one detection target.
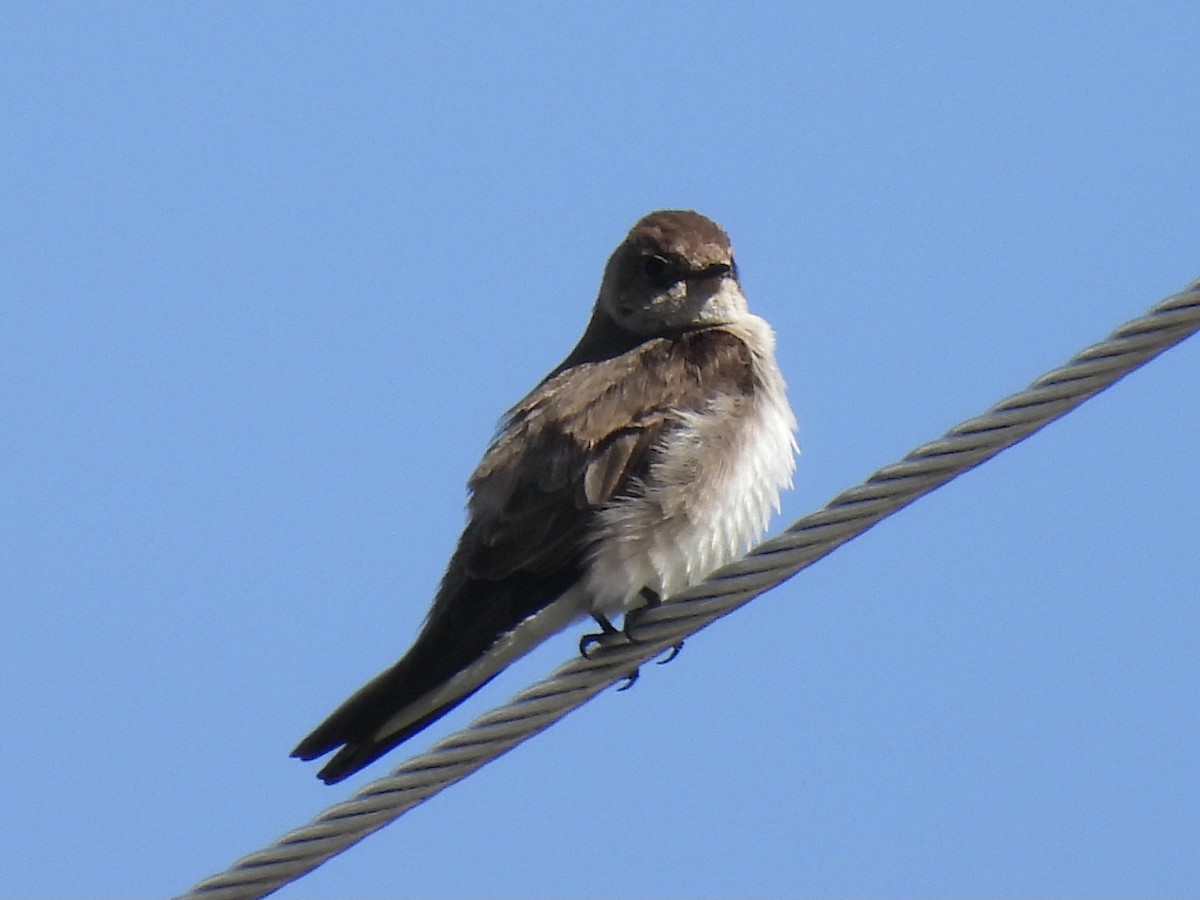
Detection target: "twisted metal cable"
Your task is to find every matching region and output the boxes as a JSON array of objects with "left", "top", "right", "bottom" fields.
[{"left": 177, "top": 278, "right": 1200, "bottom": 900}]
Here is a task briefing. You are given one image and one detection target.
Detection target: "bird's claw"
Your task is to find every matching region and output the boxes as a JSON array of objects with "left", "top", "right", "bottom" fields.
[
  {"left": 616, "top": 668, "right": 641, "bottom": 691},
  {"left": 579, "top": 613, "right": 620, "bottom": 660},
  {"left": 578, "top": 633, "right": 603, "bottom": 659},
  {"left": 656, "top": 641, "right": 684, "bottom": 665}
]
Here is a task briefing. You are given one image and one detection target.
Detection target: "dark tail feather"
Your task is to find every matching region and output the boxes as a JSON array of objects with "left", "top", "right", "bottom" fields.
[
  {"left": 291, "top": 663, "right": 497, "bottom": 784},
  {"left": 290, "top": 617, "right": 500, "bottom": 784},
  {"left": 292, "top": 584, "right": 532, "bottom": 783},
  {"left": 293, "top": 565, "right": 582, "bottom": 784}
]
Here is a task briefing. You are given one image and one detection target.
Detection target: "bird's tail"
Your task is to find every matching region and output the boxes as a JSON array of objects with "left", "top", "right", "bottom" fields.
[
  {"left": 292, "top": 579, "right": 586, "bottom": 784},
  {"left": 291, "top": 654, "right": 489, "bottom": 784}
]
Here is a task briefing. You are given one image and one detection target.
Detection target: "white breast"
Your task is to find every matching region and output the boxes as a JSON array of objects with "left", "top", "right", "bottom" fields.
[{"left": 584, "top": 315, "right": 798, "bottom": 616}]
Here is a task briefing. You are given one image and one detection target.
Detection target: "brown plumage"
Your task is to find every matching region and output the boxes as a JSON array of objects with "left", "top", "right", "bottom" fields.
[{"left": 292, "top": 210, "right": 796, "bottom": 783}]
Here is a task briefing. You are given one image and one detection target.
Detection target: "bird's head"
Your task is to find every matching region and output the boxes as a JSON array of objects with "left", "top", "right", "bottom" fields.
[{"left": 597, "top": 210, "right": 746, "bottom": 336}]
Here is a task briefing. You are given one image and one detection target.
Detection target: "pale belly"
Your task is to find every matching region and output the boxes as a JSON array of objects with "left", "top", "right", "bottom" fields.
[{"left": 583, "top": 384, "right": 797, "bottom": 616}]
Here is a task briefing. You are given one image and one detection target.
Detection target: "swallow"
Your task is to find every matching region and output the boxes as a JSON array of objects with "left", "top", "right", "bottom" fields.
[{"left": 292, "top": 210, "right": 797, "bottom": 783}]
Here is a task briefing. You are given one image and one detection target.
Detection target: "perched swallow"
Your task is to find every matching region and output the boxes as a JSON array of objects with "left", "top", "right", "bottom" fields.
[{"left": 292, "top": 210, "right": 798, "bottom": 783}]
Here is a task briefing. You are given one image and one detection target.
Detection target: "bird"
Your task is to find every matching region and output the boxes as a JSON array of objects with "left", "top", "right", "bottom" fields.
[{"left": 292, "top": 209, "right": 798, "bottom": 784}]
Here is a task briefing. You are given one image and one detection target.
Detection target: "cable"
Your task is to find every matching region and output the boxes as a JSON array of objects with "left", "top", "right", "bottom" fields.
[{"left": 176, "top": 277, "right": 1200, "bottom": 900}]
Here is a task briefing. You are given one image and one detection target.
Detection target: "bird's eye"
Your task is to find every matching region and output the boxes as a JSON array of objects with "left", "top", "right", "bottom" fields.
[
  {"left": 642, "top": 254, "right": 676, "bottom": 287},
  {"left": 698, "top": 261, "right": 733, "bottom": 280}
]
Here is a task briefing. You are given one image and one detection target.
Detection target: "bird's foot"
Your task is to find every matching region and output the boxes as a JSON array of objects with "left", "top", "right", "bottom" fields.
[
  {"left": 579, "top": 613, "right": 621, "bottom": 659},
  {"left": 580, "top": 613, "right": 642, "bottom": 688},
  {"left": 623, "top": 587, "right": 685, "bottom": 665},
  {"left": 579, "top": 591, "right": 682, "bottom": 688}
]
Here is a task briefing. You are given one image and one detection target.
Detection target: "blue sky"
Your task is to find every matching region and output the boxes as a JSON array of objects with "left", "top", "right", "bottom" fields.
[{"left": 3, "top": 4, "right": 1199, "bottom": 898}]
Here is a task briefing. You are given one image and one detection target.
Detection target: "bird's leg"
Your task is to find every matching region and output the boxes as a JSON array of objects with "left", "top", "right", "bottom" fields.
[
  {"left": 639, "top": 586, "right": 661, "bottom": 605},
  {"left": 624, "top": 586, "right": 685, "bottom": 665},
  {"left": 578, "top": 612, "right": 620, "bottom": 659}
]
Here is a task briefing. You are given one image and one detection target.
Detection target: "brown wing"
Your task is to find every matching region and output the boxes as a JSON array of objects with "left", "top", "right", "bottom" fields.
[{"left": 458, "top": 324, "right": 759, "bottom": 583}]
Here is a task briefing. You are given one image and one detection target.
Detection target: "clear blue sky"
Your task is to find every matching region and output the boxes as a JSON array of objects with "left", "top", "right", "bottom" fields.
[{"left": 3, "top": 5, "right": 1198, "bottom": 898}]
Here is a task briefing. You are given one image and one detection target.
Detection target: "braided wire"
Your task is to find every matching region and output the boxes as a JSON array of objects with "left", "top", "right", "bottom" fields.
[{"left": 177, "top": 278, "right": 1200, "bottom": 900}]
